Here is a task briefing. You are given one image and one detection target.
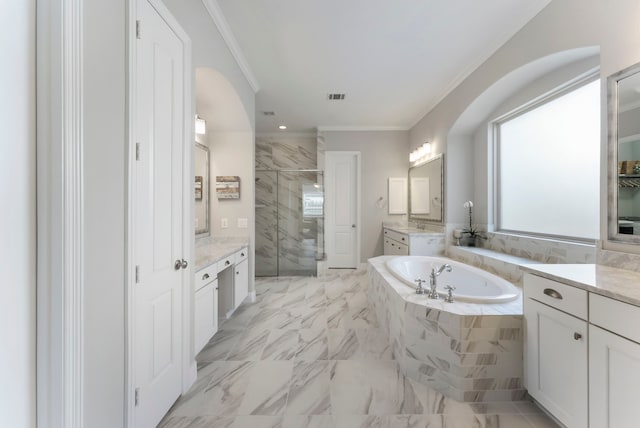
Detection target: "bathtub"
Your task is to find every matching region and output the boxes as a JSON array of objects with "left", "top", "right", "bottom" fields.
[
  {"left": 368, "top": 256, "right": 525, "bottom": 402},
  {"left": 385, "top": 255, "right": 519, "bottom": 303}
]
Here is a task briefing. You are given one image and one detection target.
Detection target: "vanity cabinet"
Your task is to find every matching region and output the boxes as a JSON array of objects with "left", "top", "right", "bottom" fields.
[
  {"left": 589, "top": 294, "right": 640, "bottom": 428},
  {"left": 194, "top": 265, "right": 219, "bottom": 354},
  {"left": 234, "top": 249, "right": 249, "bottom": 307},
  {"left": 383, "top": 228, "right": 409, "bottom": 255},
  {"left": 524, "top": 274, "right": 588, "bottom": 428}
]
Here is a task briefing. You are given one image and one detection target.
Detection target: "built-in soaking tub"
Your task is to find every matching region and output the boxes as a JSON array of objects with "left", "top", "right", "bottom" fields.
[
  {"left": 385, "top": 256, "right": 520, "bottom": 303},
  {"left": 367, "top": 255, "right": 524, "bottom": 402}
]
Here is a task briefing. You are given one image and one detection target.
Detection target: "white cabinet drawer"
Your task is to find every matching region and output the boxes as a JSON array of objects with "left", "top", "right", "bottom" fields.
[
  {"left": 235, "top": 247, "right": 248, "bottom": 264},
  {"left": 384, "top": 228, "right": 408, "bottom": 245},
  {"left": 384, "top": 238, "right": 408, "bottom": 255},
  {"left": 194, "top": 279, "right": 218, "bottom": 354},
  {"left": 195, "top": 264, "right": 217, "bottom": 292},
  {"left": 524, "top": 274, "right": 587, "bottom": 320},
  {"left": 217, "top": 254, "right": 234, "bottom": 273},
  {"left": 590, "top": 294, "right": 640, "bottom": 344}
]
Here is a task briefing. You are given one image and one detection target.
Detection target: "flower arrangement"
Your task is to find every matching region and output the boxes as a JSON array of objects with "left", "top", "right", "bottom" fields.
[{"left": 462, "top": 201, "right": 485, "bottom": 240}]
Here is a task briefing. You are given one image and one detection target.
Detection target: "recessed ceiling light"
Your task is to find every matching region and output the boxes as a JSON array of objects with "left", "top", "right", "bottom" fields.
[{"left": 278, "top": 125, "right": 287, "bottom": 130}]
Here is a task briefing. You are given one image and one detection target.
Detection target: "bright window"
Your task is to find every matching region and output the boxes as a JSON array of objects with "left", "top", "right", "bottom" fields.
[{"left": 496, "top": 78, "right": 600, "bottom": 241}]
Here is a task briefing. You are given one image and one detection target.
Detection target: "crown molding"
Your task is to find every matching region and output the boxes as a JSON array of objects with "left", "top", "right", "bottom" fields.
[
  {"left": 316, "top": 125, "right": 410, "bottom": 132},
  {"left": 202, "top": 0, "right": 260, "bottom": 93},
  {"left": 256, "top": 131, "right": 318, "bottom": 139}
]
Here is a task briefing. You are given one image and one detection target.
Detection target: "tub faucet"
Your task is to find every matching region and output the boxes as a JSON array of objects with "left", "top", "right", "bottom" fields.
[
  {"left": 429, "top": 264, "right": 452, "bottom": 299},
  {"left": 414, "top": 278, "right": 427, "bottom": 295}
]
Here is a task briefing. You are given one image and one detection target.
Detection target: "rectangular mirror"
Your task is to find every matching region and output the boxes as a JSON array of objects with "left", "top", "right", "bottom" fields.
[
  {"left": 608, "top": 62, "right": 640, "bottom": 243},
  {"left": 195, "top": 142, "right": 210, "bottom": 237},
  {"left": 409, "top": 153, "right": 444, "bottom": 223}
]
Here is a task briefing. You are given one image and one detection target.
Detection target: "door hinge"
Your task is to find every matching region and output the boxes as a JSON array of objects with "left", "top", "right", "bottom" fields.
[
  {"left": 135, "top": 265, "right": 140, "bottom": 284},
  {"left": 136, "top": 20, "right": 141, "bottom": 39},
  {"left": 135, "top": 387, "right": 140, "bottom": 406},
  {"left": 136, "top": 143, "right": 141, "bottom": 161}
]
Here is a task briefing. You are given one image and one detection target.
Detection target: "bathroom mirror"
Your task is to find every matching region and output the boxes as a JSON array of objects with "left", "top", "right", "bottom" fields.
[
  {"left": 195, "top": 142, "right": 210, "bottom": 237},
  {"left": 409, "top": 153, "right": 444, "bottom": 223},
  {"left": 608, "top": 62, "right": 640, "bottom": 243}
]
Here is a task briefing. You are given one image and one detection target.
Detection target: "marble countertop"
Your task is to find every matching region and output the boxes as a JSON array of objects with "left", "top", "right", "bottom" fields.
[
  {"left": 369, "top": 256, "right": 522, "bottom": 316},
  {"left": 383, "top": 225, "right": 445, "bottom": 236},
  {"left": 195, "top": 236, "right": 249, "bottom": 271},
  {"left": 520, "top": 263, "right": 640, "bottom": 307}
]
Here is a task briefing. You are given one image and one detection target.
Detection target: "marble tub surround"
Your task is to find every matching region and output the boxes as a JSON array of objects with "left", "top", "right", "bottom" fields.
[
  {"left": 521, "top": 263, "right": 640, "bottom": 307},
  {"left": 160, "top": 271, "right": 557, "bottom": 428},
  {"left": 368, "top": 256, "right": 525, "bottom": 403},
  {"left": 195, "top": 236, "right": 249, "bottom": 271}
]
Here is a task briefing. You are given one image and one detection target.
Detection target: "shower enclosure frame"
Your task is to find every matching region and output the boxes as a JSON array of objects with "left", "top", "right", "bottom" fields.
[{"left": 255, "top": 168, "right": 325, "bottom": 277}]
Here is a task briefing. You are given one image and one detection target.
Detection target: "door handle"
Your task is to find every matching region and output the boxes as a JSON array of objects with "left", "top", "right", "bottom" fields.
[
  {"left": 352, "top": 224, "right": 356, "bottom": 228},
  {"left": 174, "top": 259, "right": 182, "bottom": 270},
  {"left": 181, "top": 259, "right": 188, "bottom": 269}
]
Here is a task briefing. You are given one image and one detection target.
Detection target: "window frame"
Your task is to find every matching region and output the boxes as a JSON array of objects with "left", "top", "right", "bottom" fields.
[{"left": 492, "top": 71, "right": 601, "bottom": 243}]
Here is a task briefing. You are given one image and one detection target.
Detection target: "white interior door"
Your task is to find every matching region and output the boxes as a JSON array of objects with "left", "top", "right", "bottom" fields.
[
  {"left": 325, "top": 152, "right": 359, "bottom": 268},
  {"left": 134, "top": 0, "right": 185, "bottom": 426}
]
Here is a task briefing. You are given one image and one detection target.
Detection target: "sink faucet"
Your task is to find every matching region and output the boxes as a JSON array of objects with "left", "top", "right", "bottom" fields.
[{"left": 429, "top": 264, "right": 452, "bottom": 299}]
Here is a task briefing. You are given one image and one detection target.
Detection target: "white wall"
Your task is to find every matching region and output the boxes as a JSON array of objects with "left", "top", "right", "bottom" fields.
[
  {"left": 322, "top": 131, "right": 409, "bottom": 261},
  {"left": 1, "top": 2, "right": 36, "bottom": 426},
  {"left": 83, "top": 0, "right": 126, "bottom": 425},
  {"left": 410, "top": 0, "right": 640, "bottom": 253}
]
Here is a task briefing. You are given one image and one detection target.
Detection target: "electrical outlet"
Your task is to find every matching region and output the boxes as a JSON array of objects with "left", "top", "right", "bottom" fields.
[
  {"left": 237, "top": 218, "right": 248, "bottom": 229},
  {"left": 221, "top": 218, "right": 228, "bottom": 228}
]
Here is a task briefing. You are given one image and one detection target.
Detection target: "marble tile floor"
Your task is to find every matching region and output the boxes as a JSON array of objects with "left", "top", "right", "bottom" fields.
[{"left": 159, "top": 270, "right": 559, "bottom": 428}]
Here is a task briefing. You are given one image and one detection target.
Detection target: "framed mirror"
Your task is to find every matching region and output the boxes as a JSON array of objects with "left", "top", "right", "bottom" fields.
[
  {"left": 608, "top": 62, "right": 640, "bottom": 243},
  {"left": 195, "top": 142, "right": 210, "bottom": 237},
  {"left": 409, "top": 153, "right": 444, "bottom": 223}
]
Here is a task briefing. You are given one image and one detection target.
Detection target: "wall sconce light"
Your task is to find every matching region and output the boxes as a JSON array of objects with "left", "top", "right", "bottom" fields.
[
  {"left": 409, "top": 142, "right": 432, "bottom": 163},
  {"left": 195, "top": 115, "right": 207, "bottom": 135}
]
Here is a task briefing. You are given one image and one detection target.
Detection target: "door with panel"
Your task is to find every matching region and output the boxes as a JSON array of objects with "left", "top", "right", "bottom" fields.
[
  {"left": 325, "top": 152, "right": 359, "bottom": 268},
  {"left": 134, "top": 0, "right": 187, "bottom": 426}
]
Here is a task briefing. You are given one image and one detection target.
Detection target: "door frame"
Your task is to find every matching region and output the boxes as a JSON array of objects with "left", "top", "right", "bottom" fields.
[
  {"left": 125, "top": 0, "right": 195, "bottom": 426},
  {"left": 325, "top": 151, "right": 361, "bottom": 269}
]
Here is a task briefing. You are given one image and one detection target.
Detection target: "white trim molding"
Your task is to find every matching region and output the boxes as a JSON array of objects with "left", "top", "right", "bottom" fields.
[
  {"left": 37, "top": 0, "right": 85, "bottom": 426},
  {"left": 201, "top": 0, "right": 260, "bottom": 93},
  {"left": 317, "top": 125, "right": 410, "bottom": 132}
]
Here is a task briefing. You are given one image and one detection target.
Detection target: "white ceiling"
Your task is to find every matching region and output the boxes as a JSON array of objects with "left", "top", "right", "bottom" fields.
[{"left": 216, "top": 0, "right": 551, "bottom": 132}]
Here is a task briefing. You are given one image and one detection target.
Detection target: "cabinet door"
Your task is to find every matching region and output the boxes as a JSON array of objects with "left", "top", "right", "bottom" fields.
[
  {"left": 194, "top": 279, "right": 218, "bottom": 355},
  {"left": 234, "top": 259, "right": 248, "bottom": 309},
  {"left": 524, "top": 299, "right": 587, "bottom": 428},
  {"left": 590, "top": 325, "right": 640, "bottom": 428}
]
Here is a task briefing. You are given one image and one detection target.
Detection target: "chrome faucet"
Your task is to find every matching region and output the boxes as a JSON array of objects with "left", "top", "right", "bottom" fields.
[
  {"left": 414, "top": 278, "right": 427, "bottom": 295},
  {"left": 429, "top": 264, "right": 452, "bottom": 299}
]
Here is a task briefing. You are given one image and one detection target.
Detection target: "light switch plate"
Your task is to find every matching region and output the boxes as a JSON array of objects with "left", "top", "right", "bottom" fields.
[
  {"left": 221, "top": 218, "right": 228, "bottom": 228},
  {"left": 237, "top": 218, "right": 248, "bottom": 228}
]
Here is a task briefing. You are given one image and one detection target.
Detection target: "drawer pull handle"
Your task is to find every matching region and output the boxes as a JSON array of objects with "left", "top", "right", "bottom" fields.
[
  {"left": 574, "top": 332, "right": 582, "bottom": 341},
  {"left": 543, "top": 288, "right": 563, "bottom": 300},
  {"left": 225, "top": 260, "right": 230, "bottom": 266},
  {"left": 241, "top": 252, "right": 245, "bottom": 257},
  {"left": 202, "top": 273, "right": 210, "bottom": 280},
  {"left": 401, "top": 237, "right": 405, "bottom": 241}
]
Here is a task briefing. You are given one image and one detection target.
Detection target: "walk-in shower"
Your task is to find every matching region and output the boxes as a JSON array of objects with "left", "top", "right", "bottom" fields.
[{"left": 255, "top": 169, "right": 324, "bottom": 276}]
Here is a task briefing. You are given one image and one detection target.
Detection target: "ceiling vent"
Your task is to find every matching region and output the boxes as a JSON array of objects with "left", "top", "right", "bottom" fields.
[
  {"left": 327, "top": 93, "right": 346, "bottom": 100},
  {"left": 262, "top": 111, "right": 276, "bottom": 116}
]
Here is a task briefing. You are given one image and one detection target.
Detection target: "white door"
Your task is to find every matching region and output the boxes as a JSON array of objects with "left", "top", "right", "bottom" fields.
[
  {"left": 590, "top": 325, "right": 640, "bottom": 428},
  {"left": 325, "top": 152, "right": 359, "bottom": 268},
  {"left": 135, "top": 0, "right": 186, "bottom": 426},
  {"left": 524, "top": 299, "right": 588, "bottom": 428}
]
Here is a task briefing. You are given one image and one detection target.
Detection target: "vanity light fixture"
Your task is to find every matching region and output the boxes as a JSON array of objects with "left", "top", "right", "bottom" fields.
[
  {"left": 278, "top": 125, "right": 287, "bottom": 130},
  {"left": 195, "top": 115, "right": 207, "bottom": 135},
  {"left": 409, "top": 142, "right": 432, "bottom": 163}
]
